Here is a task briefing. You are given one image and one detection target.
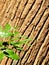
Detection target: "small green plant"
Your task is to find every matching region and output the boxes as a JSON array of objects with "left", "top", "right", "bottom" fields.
[{"left": 0, "top": 24, "right": 32, "bottom": 60}]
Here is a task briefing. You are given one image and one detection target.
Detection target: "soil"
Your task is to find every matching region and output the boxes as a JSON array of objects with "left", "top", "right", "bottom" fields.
[{"left": 0, "top": 0, "right": 49, "bottom": 65}]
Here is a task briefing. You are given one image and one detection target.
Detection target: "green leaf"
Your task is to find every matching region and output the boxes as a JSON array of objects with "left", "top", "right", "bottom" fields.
[
  {"left": 16, "top": 39, "right": 28, "bottom": 45},
  {"left": 11, "top": 38, "right": 32, "bottom": 47},
  {"left": 0, "top": 26, "right": 2, "bottom": 31},
  {"left": 18, "top": 35, "right": 27, "bottom": 39},
  {"left": 14, "top": 31, "right": 19, "bottom": 36},
  {"left": 0, "top": 41, "right": 3, "bottom": 46},
  {"left": 16, "top": 47, "right": 23, "bottom": 51},
  {"left": 0, "top": 32, "right": 12, "bottom": 38},
  {"left": 4, "top": 49, "right": 14, "bottom": 55},
  {"left": 4, "top": 24, "right": 11, "bottom": 32},
  {"left": 7, "top": 53, "right": 20, "bottom": 60},
  {"left": 0, "top": 24, "right": 32, "bottom": 61},
  {"left": 3, "top": 49, "right": 20, "bottom": 60},
  {"left": 12, "top": 40, "right": 26, "bottom": 47},
  {"left": 0, "top": 46, "right": 5, "bottom": 50},
  {"left": 0, "top": 52, "right": 5, "bottom": 60}
]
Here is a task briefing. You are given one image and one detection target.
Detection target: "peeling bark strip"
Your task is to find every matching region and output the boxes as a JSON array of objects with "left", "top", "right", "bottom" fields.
[{"left": 0, "top": 0, "right": 49, "bottom": 65}]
